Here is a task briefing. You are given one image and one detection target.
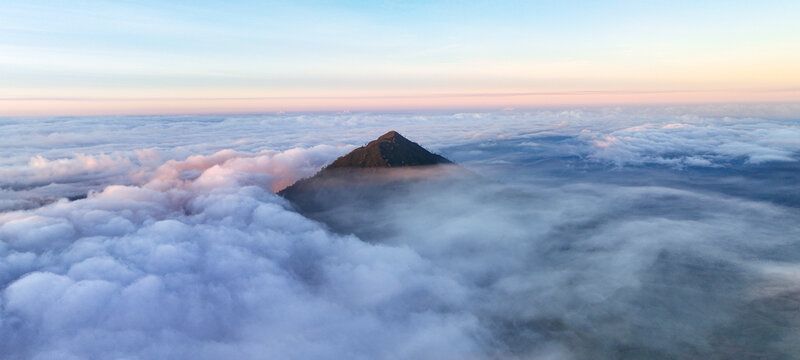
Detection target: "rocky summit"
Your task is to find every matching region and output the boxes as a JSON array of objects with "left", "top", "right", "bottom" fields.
[
  {"left": 326, "top": 130, "right": 451, "bottom": 169},
  {"left": 277, "top": 131, "right": 462, "bottom": 238},
  {"left": 278, "top": 130, "right": 454, "bottom": 197}
]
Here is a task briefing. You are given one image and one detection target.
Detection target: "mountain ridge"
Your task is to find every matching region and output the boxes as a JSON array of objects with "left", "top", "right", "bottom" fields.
[
  {"left": 276, "top": 130, "right": 490, "bottom": 240},
  {"left": 277, "top": 130, "right": 456, "bottom": 200},
  {"left": 324, "top": 130, "right": 451, "bottom": 169}
]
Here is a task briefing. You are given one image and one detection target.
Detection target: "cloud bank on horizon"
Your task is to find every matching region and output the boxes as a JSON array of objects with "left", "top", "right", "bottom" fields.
[
  {"left": 2, "top": 106, "right": 799, "bottom": 210},
  {"left": 1, "top": 107, "right": 800, "bottom": 358}
]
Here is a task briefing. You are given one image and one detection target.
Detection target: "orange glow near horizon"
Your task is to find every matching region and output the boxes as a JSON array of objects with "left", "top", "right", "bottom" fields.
[{"left": 2, "top": 90, "right": 798, "bottom": 117}]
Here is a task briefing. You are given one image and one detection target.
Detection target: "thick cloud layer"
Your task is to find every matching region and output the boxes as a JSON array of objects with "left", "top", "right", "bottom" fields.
[
  {"left": 0, "top": 152, "right": 484, "bottom": 360},
  {"left": 1, "top": 106, "right": 799, "bottom": 359}
]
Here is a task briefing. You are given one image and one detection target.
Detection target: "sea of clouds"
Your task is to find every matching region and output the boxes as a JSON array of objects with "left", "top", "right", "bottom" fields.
[{"left": 1, "top": 105, "right": 799, "bottom": 359}]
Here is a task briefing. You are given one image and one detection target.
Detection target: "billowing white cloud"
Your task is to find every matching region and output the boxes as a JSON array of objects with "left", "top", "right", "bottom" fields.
[
  {"left": 142, "top": 145, "right": 350, "bottom": 192},
  {"left": 581, "top": 121, "right": 800, "bottom": 167},
  {"left": 0, "top": 144, "right": 351, "bottom": 212},
  {"left": 0, "top": 149, "right": 484, "bottom": 360}
]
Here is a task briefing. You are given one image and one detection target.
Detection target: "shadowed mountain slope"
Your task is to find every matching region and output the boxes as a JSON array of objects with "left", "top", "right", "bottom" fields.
[
  {"left": 278, "top": 131, "right": 477, "bottom": 238},
  {"left": 279, "top": 130, "right": 455, "bottom": 196},
  {"left": 327, "top": 130, "right": 451, "bottom": 169}
]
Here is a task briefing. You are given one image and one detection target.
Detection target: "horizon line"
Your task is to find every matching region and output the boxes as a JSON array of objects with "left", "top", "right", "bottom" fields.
[
  {"left": 4, "top": 100, "right": 800, "bottom": 120},
  {"left": 2, "top": 89, "right": 800, "bottom": 102}
]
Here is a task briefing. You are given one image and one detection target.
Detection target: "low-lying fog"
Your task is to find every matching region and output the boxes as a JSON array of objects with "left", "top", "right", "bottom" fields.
[{"left": 1, "top": 106, "right": 799, "bottom": 359}]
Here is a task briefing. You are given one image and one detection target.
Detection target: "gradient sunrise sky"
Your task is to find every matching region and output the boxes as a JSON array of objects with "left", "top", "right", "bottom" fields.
[{"left": 1, "top": 0, "right": 799, "bottom": 116}]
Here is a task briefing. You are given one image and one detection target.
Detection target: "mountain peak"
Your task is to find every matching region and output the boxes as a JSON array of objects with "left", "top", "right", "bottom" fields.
[
  {"left": 277, "top": 131, "right": 474, "bottom": 237},
  {"left": 378, "top": 130, "right": 402, "bottom": 140},
  {"left": 326, "top": 131, "right": 451, "bottom": 169}
]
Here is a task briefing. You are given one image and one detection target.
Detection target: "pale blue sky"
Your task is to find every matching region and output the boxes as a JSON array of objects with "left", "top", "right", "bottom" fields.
[{"left": 1, "top": 0, "right": 798, "bottom": 115}]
